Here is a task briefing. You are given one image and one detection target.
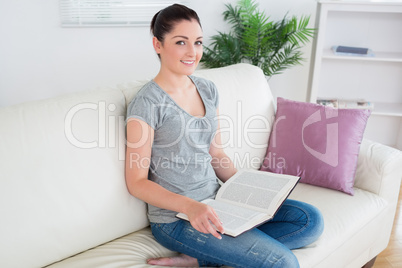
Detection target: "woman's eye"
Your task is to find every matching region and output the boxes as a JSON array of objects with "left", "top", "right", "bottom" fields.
[
  {"left": 176, "top": 41, "right": 185, "bottom": 45},
  {"left": 195, "top": 41, "right": 203, "bottom": 45}
]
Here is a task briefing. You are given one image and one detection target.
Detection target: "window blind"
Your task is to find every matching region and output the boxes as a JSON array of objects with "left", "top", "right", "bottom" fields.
[{"left": 60, "top": 0, "right": 188, "bottom": 27}]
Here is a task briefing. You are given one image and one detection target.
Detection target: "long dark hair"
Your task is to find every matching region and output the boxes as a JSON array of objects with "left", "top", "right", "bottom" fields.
[{"left": 150, "top": 4, "right": 202, "bottom": 43}]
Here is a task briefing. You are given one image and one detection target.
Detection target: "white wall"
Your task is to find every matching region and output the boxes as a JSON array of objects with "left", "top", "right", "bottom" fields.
[{"left": 0, "top": 0, "right": 317, "bottom": 108}]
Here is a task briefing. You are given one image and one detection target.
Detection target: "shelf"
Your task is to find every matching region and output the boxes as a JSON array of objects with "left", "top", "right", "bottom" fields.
[
  {"left": 309, "top": 1, "right": 402, "bottom": 148},
  {"left": 320, "top": 0, "right": 402, "bottom": 5},
  {"left": 371, "top": 102, "right": 402, "bottom": 116},
  {"left": 319, "top": 0, "right": 402, "bottom": 12},
  {"left": 315, "top": 100, "right": 402, "bottom": 117},
  {"left": 322, "top": 49, "right": 402, "bottom": 63}
]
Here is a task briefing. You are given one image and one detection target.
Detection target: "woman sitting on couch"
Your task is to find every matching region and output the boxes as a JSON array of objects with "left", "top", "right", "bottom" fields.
[{"left": 125, "top": 4, "right": 324, "bottom": 267}]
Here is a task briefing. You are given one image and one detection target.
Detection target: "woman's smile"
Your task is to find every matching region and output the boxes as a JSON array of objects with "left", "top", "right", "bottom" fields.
[{"left": 181, "top": 60, "right": 196, "bottom": 66}]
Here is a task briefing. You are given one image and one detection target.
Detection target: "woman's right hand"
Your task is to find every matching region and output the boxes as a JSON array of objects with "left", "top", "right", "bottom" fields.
[{"left": 184, "top": 201, "right": 225, "bottom": 240}]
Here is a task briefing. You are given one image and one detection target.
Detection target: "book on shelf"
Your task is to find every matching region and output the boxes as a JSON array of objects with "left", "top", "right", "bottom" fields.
[
  {"left": 332, "top": 45, "right": 375, "bottom": 57},
  {"left": 176, "top": 169, "right": 300, "bottom": 237},
  {"left": 317, "top": 98, "right": 374, "bottom": 110}
]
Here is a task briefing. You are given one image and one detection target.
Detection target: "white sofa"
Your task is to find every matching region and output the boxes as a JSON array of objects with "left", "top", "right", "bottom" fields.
[{"left": 1, "top": 63, "right": 401, "bottom": 268}]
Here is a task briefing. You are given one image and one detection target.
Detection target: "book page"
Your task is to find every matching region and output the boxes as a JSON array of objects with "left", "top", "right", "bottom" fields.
[
  {"left": 216, "top": 170, "right": 298, "bottom": 214},
  {"left": 176, "top": 199, "right": 268, "bottom": 237},
  {"left": 203, "top": 199, "right": 267, "bottom": 236}
]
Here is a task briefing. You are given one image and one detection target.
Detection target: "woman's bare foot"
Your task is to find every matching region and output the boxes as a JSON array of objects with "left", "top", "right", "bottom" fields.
[{"left": 147, "top": 253, "right": 199, "bottom": 267}]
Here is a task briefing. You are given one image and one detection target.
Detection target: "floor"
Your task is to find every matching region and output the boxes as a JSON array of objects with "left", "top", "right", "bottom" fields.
[{"left": 373, "top": 184, "right": 402, "bottom": 268}]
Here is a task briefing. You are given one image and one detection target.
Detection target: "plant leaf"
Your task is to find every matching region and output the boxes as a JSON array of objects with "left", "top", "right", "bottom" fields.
[{"left": 201, "top": 0, "right": 315, "bottom": 77}]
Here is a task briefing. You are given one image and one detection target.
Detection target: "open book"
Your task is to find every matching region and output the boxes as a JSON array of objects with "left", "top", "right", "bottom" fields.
[{"left": 176, "top": 169, "right": 300, "bottom": 237}]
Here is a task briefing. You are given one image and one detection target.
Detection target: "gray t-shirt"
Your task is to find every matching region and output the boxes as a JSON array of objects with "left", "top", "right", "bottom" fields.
[{"left": 126, "top": 76, "right": 221, "bottom": 223}]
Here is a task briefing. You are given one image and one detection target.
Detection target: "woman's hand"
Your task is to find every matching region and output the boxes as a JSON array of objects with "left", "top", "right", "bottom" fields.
[{"left": 185, "top": 201, "right": 225, "bottom": 240}]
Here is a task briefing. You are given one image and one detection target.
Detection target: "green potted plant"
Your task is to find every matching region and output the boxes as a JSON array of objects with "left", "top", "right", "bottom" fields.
[{"left": 201, "top": 0, "right": 315, "bottom": 78}]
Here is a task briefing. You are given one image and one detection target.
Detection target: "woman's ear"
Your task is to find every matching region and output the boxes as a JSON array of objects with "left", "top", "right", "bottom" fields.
[{"left": 152, "top": 37, "right": 162, "bottom": 54}]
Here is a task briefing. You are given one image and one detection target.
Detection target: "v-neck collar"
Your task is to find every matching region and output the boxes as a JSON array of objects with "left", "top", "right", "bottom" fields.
[{"left": 151, "top": 76, "right": 207, "bottom": 119}]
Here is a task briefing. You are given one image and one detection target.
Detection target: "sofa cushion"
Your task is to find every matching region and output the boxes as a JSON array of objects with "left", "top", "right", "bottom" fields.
[
  {"left": 0, "top": 89, "right": 148, "bottom": 268},
  {"left": 46, "top": 228, "right": 178, "bottom": 268},
  {"left": 290, "top": 184, "right": 388, "bottom": 268},
  {"left": 45, "top": 184, "right": 387, "bottom": 268},
  {"left": 261, "top": 97, "right": 371, "bottom": 195}
]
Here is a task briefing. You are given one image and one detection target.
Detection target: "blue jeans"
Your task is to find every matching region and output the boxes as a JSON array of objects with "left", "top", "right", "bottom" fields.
[{"left": 150, "top": 199, "right": 324, "bottom": 268}]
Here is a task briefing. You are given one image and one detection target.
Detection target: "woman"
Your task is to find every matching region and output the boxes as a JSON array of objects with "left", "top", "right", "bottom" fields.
[{"left": 125, "top": 4, "right": 323, "bottom": 267}]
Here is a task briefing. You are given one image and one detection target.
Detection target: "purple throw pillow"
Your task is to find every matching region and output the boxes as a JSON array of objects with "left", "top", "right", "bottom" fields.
[{"left": 260, "top": 97, "right": 371, "bottom": 195}]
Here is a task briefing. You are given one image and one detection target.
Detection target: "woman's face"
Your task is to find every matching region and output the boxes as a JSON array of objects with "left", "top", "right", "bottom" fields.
[{"left": 153, "top": 19, "right": 203, "bottom": 77}]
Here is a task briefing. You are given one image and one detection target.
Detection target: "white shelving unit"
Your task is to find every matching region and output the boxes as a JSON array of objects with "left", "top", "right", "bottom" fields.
[{"left": 308, "top": 0, "right": 402, "bottom": 149}]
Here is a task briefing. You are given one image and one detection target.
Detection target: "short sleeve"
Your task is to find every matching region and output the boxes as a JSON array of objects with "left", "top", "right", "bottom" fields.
[
  {"left": 210, "top": 80, "right": 219, "bottom": 109},
  {"left": 126, "top": 96, "right": 159, "bottom": 129}
]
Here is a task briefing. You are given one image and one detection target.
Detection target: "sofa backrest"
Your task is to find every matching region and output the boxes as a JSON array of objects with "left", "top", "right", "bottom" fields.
[
  {"left": 0, "top": 63, "right": 275, "bottom": 268},
  {"left": 0, "top": 88, "right": 148, "bottom": 268},
  {"left": 194, "top": 64, "right": 275, "bottom": 169}
]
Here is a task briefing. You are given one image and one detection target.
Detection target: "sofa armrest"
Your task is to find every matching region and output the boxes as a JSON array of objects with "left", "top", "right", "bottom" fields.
[{"left": 354, "top": 139, "right": 402, "bottom": 203}]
